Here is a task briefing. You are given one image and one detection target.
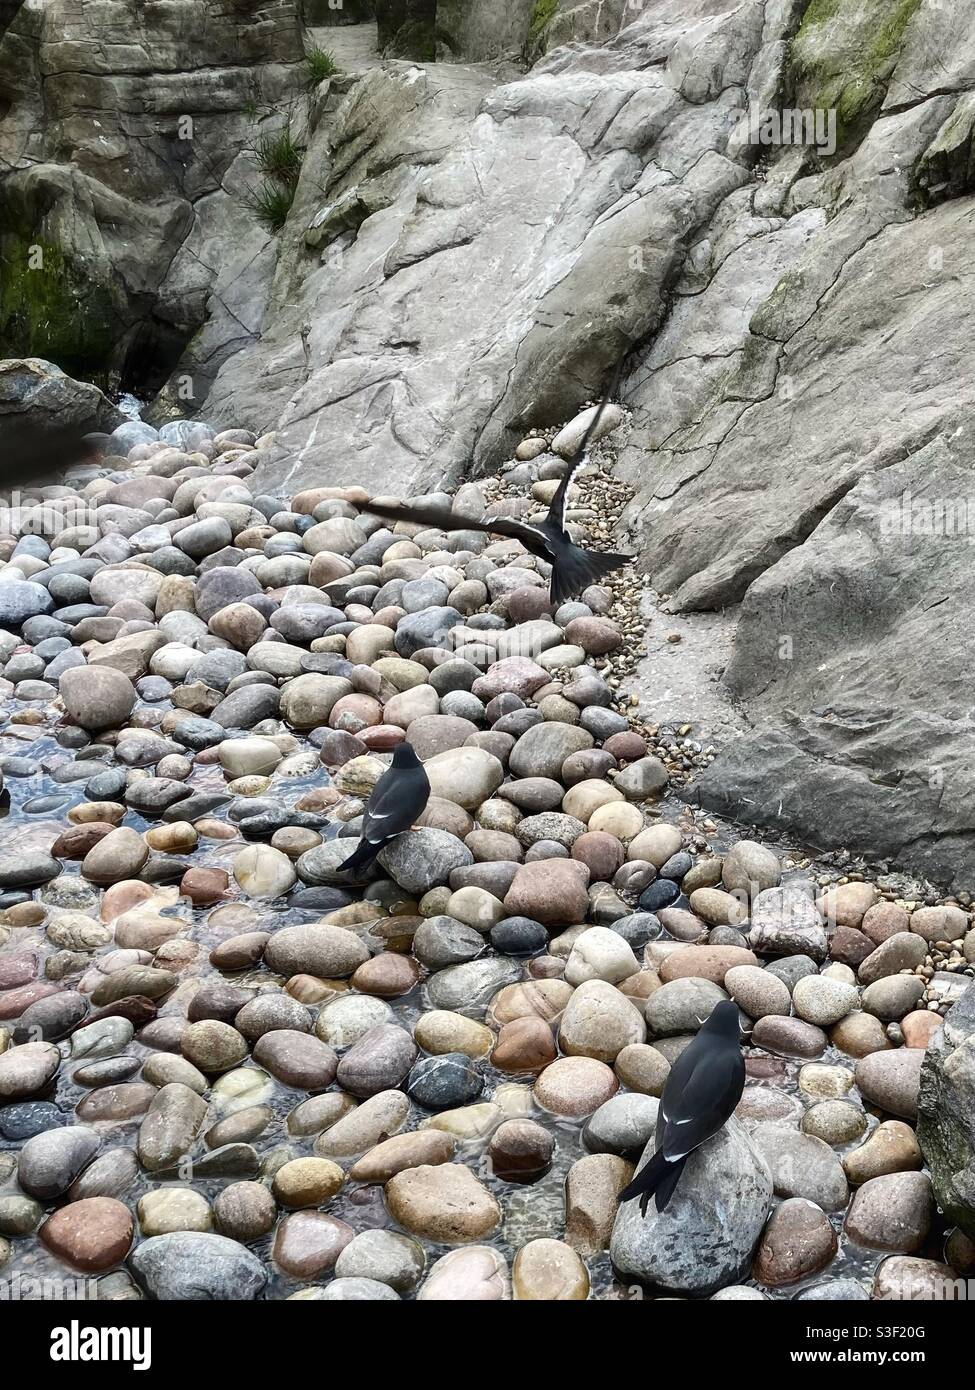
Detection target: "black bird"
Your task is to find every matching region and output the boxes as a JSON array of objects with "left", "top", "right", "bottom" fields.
[
  {"left": 363, "top": 369, "right": 633, "bottom": 605},
  {"left": 337, "top": 741, "right": 431, "bottom": 873},
  {"left": 619, "top": 999, "right": 745, "bottom": 1215}
]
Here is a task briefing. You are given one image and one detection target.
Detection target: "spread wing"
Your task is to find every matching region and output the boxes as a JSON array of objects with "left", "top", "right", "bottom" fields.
[
  {"left": 362, "top": 498, "right": 551, "bottom": 555},
  {"left": 656, "top": 1043, "right": 745, "bottom": 1162},
  {"left": 546, "top": 360, "right": 625, "bottom": 533}
]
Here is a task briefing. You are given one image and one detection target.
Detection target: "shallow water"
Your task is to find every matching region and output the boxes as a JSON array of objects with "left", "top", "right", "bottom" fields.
[{"left": 1, "top": 697, "right": 948, "bottom": 1301}]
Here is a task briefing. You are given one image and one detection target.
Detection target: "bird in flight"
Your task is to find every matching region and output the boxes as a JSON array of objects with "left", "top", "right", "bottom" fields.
[
  {"left": 363, "top": 367, "right": 632, "bottom": 604},
  {"left": 337, "top": 741, "right": 432, "bottom": 873},
  {"left": 618, "top": 999, "right": 745, "bottom": 1215}
]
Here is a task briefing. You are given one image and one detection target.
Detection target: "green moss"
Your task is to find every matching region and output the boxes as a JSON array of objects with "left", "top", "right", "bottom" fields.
[
  {"left": 0, "top": 233, "right": 117, "bottom": 384},
  {"left": 789, "top": 0, "right": 922, "bottom": 151},
  {"left": 528, "top": 0, "right": 559, "bottom": 44},
  {"left": 799, "top": 0, "right": 843, "bottom": 26}
]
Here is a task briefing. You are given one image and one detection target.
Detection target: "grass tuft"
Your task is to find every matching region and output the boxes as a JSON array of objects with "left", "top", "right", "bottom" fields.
[
  {"left": 246, "top": 179, "right": 296, "bottom": 233},
  {"left": 255, "top": 128, "right": 303, "bottom": 184},
  {"left": 305, "top": 47, "right": 339, "bottom": 83}
]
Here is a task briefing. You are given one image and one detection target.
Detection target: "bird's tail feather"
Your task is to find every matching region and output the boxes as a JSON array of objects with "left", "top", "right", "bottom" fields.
[
  {"left": 551, "top": 546, "right": 631, "bottom": 605},
  {"left": 650, "top": 1155, "right": 687, "bottom": 1212},
  {"left": 337, "top": 839, "right": 382, "bottom": 873},
  {"left": 619, "top": 1148, "right": 687, "bottom": 1216}
]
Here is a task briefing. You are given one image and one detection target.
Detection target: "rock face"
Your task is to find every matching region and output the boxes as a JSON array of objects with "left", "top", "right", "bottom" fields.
[
  {"left": 918, "top": 982, "right": 975, "bottom": 1239},
  {"left": 610, "top": 1116, "right": 773, "bottom": 1296},
  {"left": 0, "top": 0, "right": 304, "bottom": 393},
  {"left": 7, "top": 2, "right": 975, "bottom": 889},
  {"left": 200, "top": 2, "right": 762, "bottom": 493},
  {"left": 240, "top": 9, "right": 975, "bottom": 885}
]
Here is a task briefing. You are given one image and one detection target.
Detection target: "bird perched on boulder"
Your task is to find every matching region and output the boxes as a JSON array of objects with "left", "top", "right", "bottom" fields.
[
  {"left": 337, "top": 741, "right": 431, "bottom": 872},
  {"left": 362, "top": 367, "right": 632, "bottom": 604},
  {"left": 619, "top": 999, "right": 745, "bottom": 1215}
]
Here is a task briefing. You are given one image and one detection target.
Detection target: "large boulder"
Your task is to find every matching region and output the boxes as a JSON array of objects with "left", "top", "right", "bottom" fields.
[
  {"left": 0, "top": 359, "right": 122, "bottom": 475},
  {"left": 610, "top": 1116, "right": 773, "bottom": 1296},
  {"left": 918, "top": 982, "right": 975, "bottom": 1239}
]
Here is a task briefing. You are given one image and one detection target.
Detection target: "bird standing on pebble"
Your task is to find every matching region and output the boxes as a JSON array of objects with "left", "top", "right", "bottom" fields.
[
  {"left": 619, "top": 999, "right": 745, "bottom": 1215},
  {"left": 363, "top": 366, "right": 632, "bottom": 604},
  {"left": 337, "top": 741, "right": 431, "bottom": 872}
]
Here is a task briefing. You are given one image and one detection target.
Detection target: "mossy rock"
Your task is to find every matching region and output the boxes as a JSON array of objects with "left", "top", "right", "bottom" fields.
[
  {"left": 789, "top": 0, "right": 923, "bottom": 152},
  {"left": 526, "top": 0, "right": 561, "bottom": 59},
  {"left": 0, "top": 229, "right": 120, "bottom": 388}
]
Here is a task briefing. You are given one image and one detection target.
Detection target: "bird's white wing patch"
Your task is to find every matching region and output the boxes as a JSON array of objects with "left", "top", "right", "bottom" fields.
[{"left": 554, "top": 453, "right": 588, "bottom": 531}]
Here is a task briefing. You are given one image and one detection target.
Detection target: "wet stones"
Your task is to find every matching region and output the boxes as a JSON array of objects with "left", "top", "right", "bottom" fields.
[
  {"left": 213, "top": 1182, "right": 277, "bottom": 1242},
  {"left": 335, "top": 1229, "right": 426, "bottom": 1292},
  {"left": 252, "top": 1030, "right": 338, "bottom": 1090},
  {"left": 349, "top": 1130, "right": 456, "bottom": 1183},
  {"left": 386, "top": 1164, "right": 501, "bottom": 1243},
  {"left": 488, "top": 1119, "right": 554, "bottom": 1184},
  {"left": 132, "top": 1231, "right": 268, "bottom": 1299},
  {"left": 335, "top": 1024, "right": 417, "bottom": 1097},
  {"left": 18, "top": 1125, "right": 100, "bottom": 1199},
  {"left": 379, "top": 829, "right": 473, "bottom": 894},
  {"left": 0, "top": 848, "right": 62, "bottom": 890},
  {"left": 81, "top": 828, "right": 149, "bottom": 885},
  {"left": 533, "top": 1056, "right": 618, "bottom": 1117},
  {"left": 845, "top": 1172, "right": 934, "bottom": 1252},
  {"left": 425, "top": 958, "right": 523, "bottom": 1016},
  {"left": 272, "top": 1157, "right": 345, "bottom": 1209},
  {"left": 753, "top": 1198, "right": 837, "bottom": 1287},
  {"left": 59, "top": 666, "right": 136, "bottom": 730},
  {"left": 0, "top": 1040, "right": 61, "bottom": 1099},
  {"left": 40, "top": 1196, "right": 134, "bottom": 1272},
  {"left": 181, "top": 1020, "right": 249, "bottom": 1074},
  {"left": 263, "top": 924, "right": 370, "bottom": 978},
  {"left": 137, "top": 1084, "right": 208, "bottom": 1172},
  {"left": 512, "top": 1238, "right": 590, "bottom": 1300},
  {"left": 843, "top": 1121, "right": 923, "bottom": 1185},
  {"left": 418, "top": 1246, "right": 510, "bottom": 1301},
  {"left": 504, "top": 859, "right": 590, "bottom": 927},
  {"left": 232, "top": 844, "right": 297, "bottom": 899},
  {"left": 855, "top": 1048, "right": 924, "bottom": 1120},
  {"left": 558, "top": 980, "right": 645, "bottom": 1062},
  {"left": 407, "top": 1052, "right": 484, "bottom": 1110}
]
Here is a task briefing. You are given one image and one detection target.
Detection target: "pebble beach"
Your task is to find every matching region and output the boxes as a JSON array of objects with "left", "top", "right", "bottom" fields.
[{"left": 1, "top": 409, "right": 973, "bottom": 1302}]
